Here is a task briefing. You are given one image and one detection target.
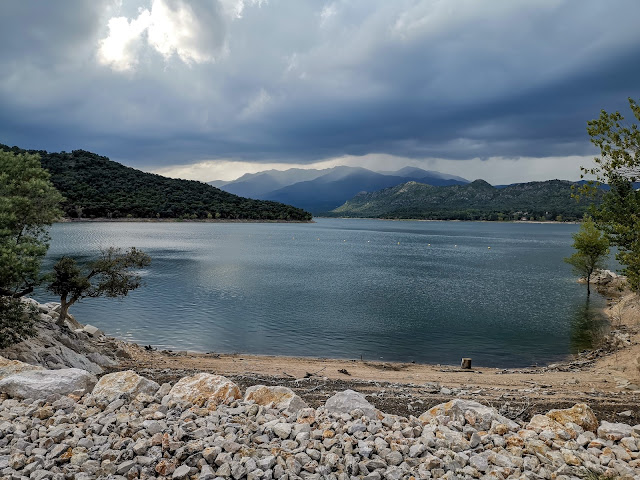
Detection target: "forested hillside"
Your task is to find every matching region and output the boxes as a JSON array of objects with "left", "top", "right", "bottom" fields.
[
  {"left": 0, "top": 145, "right": 312, "bottom": 221},
  {"left": 330, "top": 179, "right": 600, "bottom": 221}
]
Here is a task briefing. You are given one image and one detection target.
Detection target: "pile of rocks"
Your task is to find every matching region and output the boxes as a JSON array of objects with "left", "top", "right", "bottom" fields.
[
  {"left": 0, "top": 365, "right": 638, "bottom": 480},
  {"left": 0, "top": 299, "right": 128, "bottom": 375}
]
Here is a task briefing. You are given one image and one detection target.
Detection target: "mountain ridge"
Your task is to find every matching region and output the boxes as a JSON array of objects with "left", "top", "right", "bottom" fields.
[
  {"left": 209, "top": 166, "right": 469, "bottom": 214},
  {"left": 0, "top": 144, "right": 312, "bottom": 221},
  {"left": 329, "top": 179, "right": 600, "bottom": 221}
]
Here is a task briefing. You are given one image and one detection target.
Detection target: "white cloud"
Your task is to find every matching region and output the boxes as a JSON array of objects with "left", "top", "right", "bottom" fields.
[
  {"left": 97, "top": 11, "right": 151, "bottom": 71},
  {"left": 98, "top": 0, "right": 262, "bottom": 71}
]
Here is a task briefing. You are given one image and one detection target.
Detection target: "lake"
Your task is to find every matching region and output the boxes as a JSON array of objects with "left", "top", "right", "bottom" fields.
[{"left": 38, "top": 219, "right": 608, "bottom": 368}]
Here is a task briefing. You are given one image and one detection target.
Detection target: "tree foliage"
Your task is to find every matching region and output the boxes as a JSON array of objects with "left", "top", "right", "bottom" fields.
[
  {"left": 0, "top": 144, "right": 312, "bottom": 222},
  {"left": 564, "top": 216, "right": 609, "bottom": 296},
  {"left": 582, "top": 98, "right": 640, "bottom": 292},
  {"left": 48, "top": 247, "right": 151, "bottom": 325},
  {"left": 0, "top": 150, "right": 63, "bottom": 347},
  {"left": 0, "top": 150, "right": 64, "bottom": 298},
  {"left": 0, "top": 298, "right": 38, "bottom": 349}
]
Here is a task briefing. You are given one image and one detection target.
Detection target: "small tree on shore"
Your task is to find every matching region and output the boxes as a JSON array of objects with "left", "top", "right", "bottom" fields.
[
  {"left": 48, "top": 247, "right": 151, "bottom": 326},
  {"left": 564, "top": 216, "right": 609, "bottom": 296},
  {"left": 580, "top": 98, "right": 640, "bottom": 291}
]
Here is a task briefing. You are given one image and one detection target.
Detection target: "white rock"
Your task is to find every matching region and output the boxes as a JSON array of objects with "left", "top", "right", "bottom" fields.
[
  {"left": 83, "top": 325, "right": 103, "bottom": 337},
  {"left": 419, "top": 399, "right": 518, "bottom": 431},
  {"left": 168, "top": 372, "right": 241, "bottom": 407},
  {"left": 0, "top": 368, "right": 97, "bottom": 399},
  {"left": 244, "top": 385, "right": 308, "bottom": 415},
  {"left": 91, "top": 370, "right": 159, "bottom": 402},
  {"left": 272, "top": 422, "right": 292, "bottom": 439},
  {"left": 597, "top": 421, "right": 633, "bottom": 441},
  {"left": 325, "top": 389, "right": 378, "bottom": 419},
  {"left": 0, "top": 355, "right": 44, "bottom": 380}
]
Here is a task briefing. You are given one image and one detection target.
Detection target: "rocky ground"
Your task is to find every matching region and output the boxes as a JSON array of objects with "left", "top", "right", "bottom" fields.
[{"left": 0, "top": 368, "right": 639, "bottom": 479}]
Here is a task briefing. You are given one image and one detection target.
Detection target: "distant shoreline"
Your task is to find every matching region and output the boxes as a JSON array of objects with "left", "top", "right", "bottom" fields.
[
  {"left": 57, "top": 217, "right": 314, "bottom": 224},
  {"left": 317, "top": 216, "right": 579, "bottom": 224}
]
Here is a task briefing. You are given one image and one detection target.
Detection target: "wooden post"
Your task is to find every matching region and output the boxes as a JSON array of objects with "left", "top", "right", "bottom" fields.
[{"left": 461, "top": 358, "right": 472, "bottom": 369}]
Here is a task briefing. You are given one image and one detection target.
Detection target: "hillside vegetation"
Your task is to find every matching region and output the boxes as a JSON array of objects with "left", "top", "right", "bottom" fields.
[
  {"left": 330, "top": 179, "right": 600, "bottom": 221},
  {"left": 0, "top": 144, "right": 312, "bottom": 221}
]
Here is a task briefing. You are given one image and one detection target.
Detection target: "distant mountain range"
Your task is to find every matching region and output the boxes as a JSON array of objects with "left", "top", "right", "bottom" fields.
[
  {"left": 0, "top": 144, "right": 312, "bottom": 221},
  {"left": 329, "top": 179, "right": 601, "bottom": 221},
  {"left": 209, "top": 166, "right": 469, "bottom": 214}
]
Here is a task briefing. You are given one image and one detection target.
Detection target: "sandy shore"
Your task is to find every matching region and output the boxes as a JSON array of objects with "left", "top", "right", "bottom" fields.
[{"left": 115, "top": 286, "right": 640, "bottom": 424}]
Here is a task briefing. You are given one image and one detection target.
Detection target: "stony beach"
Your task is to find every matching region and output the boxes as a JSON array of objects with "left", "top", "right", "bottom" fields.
[{"left": 0, "top": 285, "right": 639, "bottom": 479}]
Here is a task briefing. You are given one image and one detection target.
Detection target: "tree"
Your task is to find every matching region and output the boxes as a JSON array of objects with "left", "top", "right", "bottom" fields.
[
  {"left": 564, "top": 216, "right": 609, "bottom": 296},
  {"left": 581, "top": 98, "right": 640, "bottom": 292},
  {"left": 0, "top": 150, "right": 63, "bottom": 345},
  {"left": 48, "top": 247, "right": 151, "bottom": 326},
  {"left": 0, "top": 150, "right": 64, "bottom": 297}
]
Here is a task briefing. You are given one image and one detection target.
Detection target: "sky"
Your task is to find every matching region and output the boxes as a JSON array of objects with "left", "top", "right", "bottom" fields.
[{"left": 1, "top": 0, "right": 639, "bottom": 184}]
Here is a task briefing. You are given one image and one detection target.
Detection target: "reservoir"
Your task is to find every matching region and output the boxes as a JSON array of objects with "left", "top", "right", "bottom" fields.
[{"left": 39, "top": 218, "right": 608, "bottom": 367}]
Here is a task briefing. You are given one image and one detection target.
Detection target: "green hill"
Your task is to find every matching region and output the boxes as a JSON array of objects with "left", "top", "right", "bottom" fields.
[
  {"left": 329, "top": 179, "right": 600, "bottom": 221},
  {"left": 0, "top": 144, "right": 312, "bottom": 221}
]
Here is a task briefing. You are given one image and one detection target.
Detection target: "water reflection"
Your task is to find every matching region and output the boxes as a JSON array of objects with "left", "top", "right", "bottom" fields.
[{"left": 569, "top": 298, "right": 609, "bottom": 353}]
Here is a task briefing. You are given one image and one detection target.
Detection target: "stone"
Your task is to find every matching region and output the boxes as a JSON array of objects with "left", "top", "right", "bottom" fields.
[
  {"left": 83, "top": 325, "right": 103, "bottom": 337},
  {"left": 0, "top": 367, "right": 96, "bottom": 399},
  {"left": 244, "top": 385, "right": 308, "bottom": 415},
  {"left": 597, "top": 421, "right": 633, "bottom": 441},
  {"left": 91, "top": 370, "right": 160, "bottom": 402},
  {"left": 546, "top": 403, "right": 599, "bottom": 432},
  {"left": 325, "top": 389, "right": 378, "bottom": 419},
  {"left": 0, "top": 355, "right": 44, "bottom": 380},
  {"left": 168, "top": 373, "right": 241, "bottom": 407},
  {"left": 173, "top": 464, "right": 191, "bottom": 479},
  {"left": 527, "top": 414, "right": 575, "bottom": 439},
  {"left": 273, "top": 422, "right": 292, "bottom": 439},
  {"left": 419, "top": 399, "right": 518, "bottom": 431}
]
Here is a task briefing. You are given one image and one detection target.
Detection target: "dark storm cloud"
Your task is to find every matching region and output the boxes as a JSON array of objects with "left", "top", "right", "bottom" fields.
[{"left": 1, "top": 0, "right": 639, "bottom": 169}]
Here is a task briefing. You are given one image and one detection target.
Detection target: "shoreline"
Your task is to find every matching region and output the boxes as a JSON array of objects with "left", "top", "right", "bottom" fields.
[
  {"left": 317, "top": 216, "right": 579, "bottom": 224},
  {"left": 1, "top": 282, "right": 637, "bottom": 423},
  {"left": 57, "top": 217, "right": 314, "bottom": 224},
  {"left": 113, "top": 285, "right": 639, "bottom": 423}
]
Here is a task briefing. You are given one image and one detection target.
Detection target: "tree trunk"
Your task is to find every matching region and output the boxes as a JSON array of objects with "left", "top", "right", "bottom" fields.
[
  {"left": 56, "top": 301, "right": 70, "bottom": 327},
  {"left": 586, "top": 273, "right": 591, "bottom": 296}
]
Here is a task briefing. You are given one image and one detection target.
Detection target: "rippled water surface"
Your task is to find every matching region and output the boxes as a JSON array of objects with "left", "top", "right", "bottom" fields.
[{"left": 39, "top": 219, "right": 608, "bottom": 367}]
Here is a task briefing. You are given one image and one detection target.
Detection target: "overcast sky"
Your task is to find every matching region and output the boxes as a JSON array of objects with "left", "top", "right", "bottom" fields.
[{"left": 1, "top": 0, "right": 639, "bottom": 184}]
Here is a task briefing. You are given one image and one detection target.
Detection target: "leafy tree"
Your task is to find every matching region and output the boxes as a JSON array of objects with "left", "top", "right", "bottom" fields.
[
  {"left": 564, "top": 216, "right": 609, "bottom": 296},
  {"left": 0, "top": 150, "right": 64, "bottom": 297},
  {"left": 48, "top": 247, "right": 151, "bottom": 326},
  {"left": 0, "top": 298, "right": 38, "bottom": 349},
  {"left": 0, "top": 150, "right": 63, "bottom": 346},
  {"left": 582, "top": 98, "right": 640, "bottom": 291}
]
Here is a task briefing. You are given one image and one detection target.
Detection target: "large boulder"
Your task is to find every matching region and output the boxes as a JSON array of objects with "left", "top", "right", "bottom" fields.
[
  {"left": 91, "top": 370, "right": 160, "bottom": 402},
  {"left": 0, "top": 356, "right": 43, "bottom": 380},
  {"left": 545, "top": 403, "right": 598, "bottom": 432},
  {"left": 244, "top": 385, "right": 308, "bottom": 415},
  {"left": 0, "top": 368, "right": 97, "bottom": 399},
  {"left": 419, "top": 399, "right": 518, "bottom": 431},
  {"left": 324, "top": 389, "right": 378, "bottom": 419},
  {"left": 168, "top": 373, "right": 241, "bottom": 407}
]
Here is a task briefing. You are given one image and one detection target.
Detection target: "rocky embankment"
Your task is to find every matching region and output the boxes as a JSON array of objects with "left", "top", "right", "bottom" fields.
[
  {"left": 0, "top": 299, "right": 131, "bottom": 375},
  {"left": 0, "top": 367, "right": 639, "bottom": 480}
]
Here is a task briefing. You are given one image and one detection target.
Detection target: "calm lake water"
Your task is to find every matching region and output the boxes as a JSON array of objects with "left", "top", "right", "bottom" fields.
[{"left": 38, "top": 219, "right": 608, "bottom": 367}]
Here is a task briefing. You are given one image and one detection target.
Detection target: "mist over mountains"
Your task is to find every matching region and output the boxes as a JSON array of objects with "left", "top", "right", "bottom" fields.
[{"left": 209, "top": 166, "right": 469, "bottom": 214}]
